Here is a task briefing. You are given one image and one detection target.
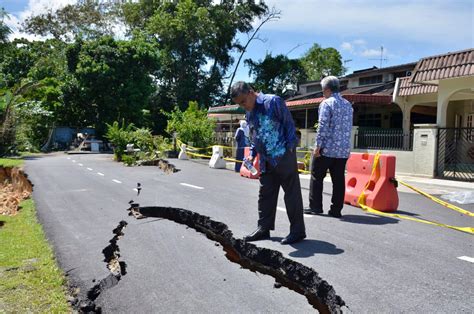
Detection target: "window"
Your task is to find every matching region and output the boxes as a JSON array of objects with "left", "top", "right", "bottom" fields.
[
  {"left": 467, "top": 114, "right": 473, "bottom": 142},
  {"left": 358, "top": 113, "right": 382, "bottom": 128},
  {"left": 359, "top": 75, "right": 383, "bottom": 85}
]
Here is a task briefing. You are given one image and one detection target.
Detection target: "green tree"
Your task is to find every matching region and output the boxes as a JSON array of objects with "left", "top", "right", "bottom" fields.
[
  {"left": 0, "top": 8, "right": 12, "bottom": 45},
  {"left": 0, "top": 81, "right": 43, "bottom": 155},
  {"left": 63, "top": 36, "right": 160, "bottom": 135},
  {"left": 22, "top": 1, "right": 120, "bottom": 42},
  {"left": 165, "top": 101, "right": 215, "bottom": 148},
  {"left": 301, "top": 44, "right": 343, "bottom": 81},
  {"left": 122, "top": 0, "right": 267, "bottom": 108},
  {"left": 245, "top": 53, "right": 307, "bottom": 97}
]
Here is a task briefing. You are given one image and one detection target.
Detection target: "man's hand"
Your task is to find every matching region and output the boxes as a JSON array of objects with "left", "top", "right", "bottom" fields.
[{"left": 313, "top": 147, "right": 321, "bottom": 158}]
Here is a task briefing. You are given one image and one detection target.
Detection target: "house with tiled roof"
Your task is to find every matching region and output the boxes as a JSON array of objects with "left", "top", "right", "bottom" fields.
[
  {"left": 391, "top": 48, "right": 474, "bottom": 181},
  {"left": 208, "top": 48, "right": 473, "bottom": 180}
]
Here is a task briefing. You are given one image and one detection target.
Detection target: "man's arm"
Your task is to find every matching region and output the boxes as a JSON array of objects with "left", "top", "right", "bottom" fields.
[
  {"left": 315, "top": 101, "right": 331, "bottom": 154},
  {"left": 246, "top": 114, "right": 257, "bottom": 160},
  {"left": 274, "top": 96, "right": 297, "bottom": 151}
]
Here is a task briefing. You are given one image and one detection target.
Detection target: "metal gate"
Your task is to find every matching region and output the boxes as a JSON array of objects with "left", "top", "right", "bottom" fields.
[{"left": 436, "top": 128, "right": 474, "bottom": 182}]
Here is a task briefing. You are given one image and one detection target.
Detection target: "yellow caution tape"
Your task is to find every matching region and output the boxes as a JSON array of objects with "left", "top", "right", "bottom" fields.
[
  {"left": 397, "top": 180, "right": 474, "bottom": 217},
  {"left": 185, "top": 150, "right": 243, "bottom": 164},
  {"left": 357, "top": 152, "right": 474, "bottom": 235},
  {"left": 298, "top": 169, "right": 311, "bottom": 174},
  {"left": 177, "top": 139, "right": 233, "bottom": 150},
  {"left": 180, "top": 139, "right": 312, "bottom": 172},
  {"left": 185, "top": 151, "right": 212, "bottom": 159},
  {"left": 182, "top": 138, "right": 472, "bottom": 234},
  {"left": 223, "top": 157, "right": 243, "bottom": 163}
]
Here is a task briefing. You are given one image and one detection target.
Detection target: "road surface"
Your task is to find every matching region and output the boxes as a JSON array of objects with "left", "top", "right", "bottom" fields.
[{"left": 25, "top": 154, "right": 474, "bottom": 313}]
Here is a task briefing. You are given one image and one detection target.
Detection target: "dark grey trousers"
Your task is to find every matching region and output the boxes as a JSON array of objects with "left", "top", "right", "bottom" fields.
[
  {"left": 257, "top": 149, "right": 306, "bottom": 235},
  {"left": 309, "top": 156, "right": 348, "bottom": 213}
]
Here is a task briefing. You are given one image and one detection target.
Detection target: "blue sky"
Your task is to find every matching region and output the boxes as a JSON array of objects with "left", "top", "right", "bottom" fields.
[{"left": 3, "top": 0, "right": 474, "bottom": 82}]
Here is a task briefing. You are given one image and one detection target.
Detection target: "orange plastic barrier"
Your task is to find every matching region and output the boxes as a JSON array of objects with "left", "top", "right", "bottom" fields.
[
  {"left": 344, "top": 153, "right": 398, "bottom": 212},
  {"left": 240, "top": 147, "right": 260, "bottom": 179}
]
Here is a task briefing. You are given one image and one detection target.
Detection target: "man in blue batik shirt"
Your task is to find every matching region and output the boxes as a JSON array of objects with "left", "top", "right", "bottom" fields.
[
  {"left": 231, "top": 82, "right": 306, "bottom": 245},
  {"left": 305, "top": 76, "right": 353, "bottom": 218}
]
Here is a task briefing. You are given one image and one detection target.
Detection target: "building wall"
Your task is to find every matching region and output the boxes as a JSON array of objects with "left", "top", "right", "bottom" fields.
[
  {"left": 352, "top": 149, "right": 415, "bottom": 175},
  {"left": 352, "top": 125, "right": 438, "bottom": 177},
  {"left": 446, "top": 99, "right": 474, "bottom": 128}
]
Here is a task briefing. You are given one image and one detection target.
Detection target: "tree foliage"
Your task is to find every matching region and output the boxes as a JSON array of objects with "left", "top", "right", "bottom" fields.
[
  {"left": 122, "top": 0, "right": 267, "bottom": 108},
  {"left": 0, "top": 1, "right": 293, "bottom": 153},
  {"left": 165, "top": 101, "right": 215, "bottom": 148},
  {"left": 301, "top": 44, "right": 344, "bottom": 81},
  {"left": 62, "top": 36, "right": 160, "bottom": 135},
  {"left": 0, "top": 8, "right": 12, "bottom": 45},
  {"left": 22, "top": 1, "right": 120, "bottom": 41},
  {"left": 245, "top": 53, "right": 307, "bottom": 96}
]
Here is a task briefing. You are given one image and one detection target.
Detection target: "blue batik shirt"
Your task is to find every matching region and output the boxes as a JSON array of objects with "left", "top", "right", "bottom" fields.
[
  {"left": 246, "top": 93, "right": 298, "bottom": 173},
  {"left": 315, "top": 92, "right": 353, "bottom": 159}
]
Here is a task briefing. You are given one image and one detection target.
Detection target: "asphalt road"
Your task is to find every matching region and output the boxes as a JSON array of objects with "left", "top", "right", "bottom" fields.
[{"left": 25, "top": 153, "right": 474, "bottom": 313}]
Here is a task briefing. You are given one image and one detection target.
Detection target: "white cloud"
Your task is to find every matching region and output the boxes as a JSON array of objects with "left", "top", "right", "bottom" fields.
[
  {"left": 262, "top": 0, "right": 473, "bottom": 45},
  {"left": 340, "top": 42, "right": 353, "bottom": 52},
  {"left": 340, "top": 39, "right": 392, "bottom": 59},
  {"left": 361, "top": 48, "right": 383, "bottom": 57}
]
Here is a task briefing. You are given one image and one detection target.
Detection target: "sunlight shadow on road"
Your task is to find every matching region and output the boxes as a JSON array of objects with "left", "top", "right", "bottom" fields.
[
  {"left": 287, "top": 239, "right": 344, "bottom": 258},
  {"left": 340, "top": 214, "right": 398, "bottom": 225}
]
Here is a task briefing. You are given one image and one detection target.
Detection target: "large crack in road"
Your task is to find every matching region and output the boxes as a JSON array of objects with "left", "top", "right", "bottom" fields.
[
  {"left": 77, "top": 220, "right": 128, "bottom": 313},
  {"left": 128, "top": 203, "right": 345, "bottom": 313},
  {"left": 72, "top": 160, "right": 344, "bottom": 313},
  {"left": 136, "top": 158, "right": 180, "bottom": 174}
]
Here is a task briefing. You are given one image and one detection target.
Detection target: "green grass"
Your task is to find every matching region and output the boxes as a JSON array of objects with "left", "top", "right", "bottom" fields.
[
  {"left": 0, "top": 158, "right": 24, "bottom": 167},
  {"left": 0, "top": 199, "right": 70, "bottom": 313}
]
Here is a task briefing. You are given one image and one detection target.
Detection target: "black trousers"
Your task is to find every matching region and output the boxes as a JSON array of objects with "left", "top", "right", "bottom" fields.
[
  {"left": 309, "top": 156, "right": 348, "bottom": 213},
  {"left": 258, "top": 149, "right": 305, "bottom": 235}
]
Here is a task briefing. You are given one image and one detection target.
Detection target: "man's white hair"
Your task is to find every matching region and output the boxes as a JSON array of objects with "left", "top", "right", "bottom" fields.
[{"left": 321, "top": 76, "right": 340, "bottom": 93}]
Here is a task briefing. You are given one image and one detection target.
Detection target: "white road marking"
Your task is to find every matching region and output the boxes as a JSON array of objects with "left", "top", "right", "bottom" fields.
[
  {"left": 278, "top": 206, "right": 313, "bottom": 217},
  {"left": 97, "top": 172, "right": 105, "bottom": 176},
  {"left": 180, "top": 183, "right": 204, "bottom": 190},
  {"left": 72, "top": 160, "right": 76, "bottom": 163},
  {"left": 67, "top": 157, "right": 71, "bottom": 160},
  {"left": 457, "top": 256, "right": 474, "bottom": 263},
  {"left": 87, "top": 168, "right": 93, "bottom": 171},
  {"left": 78, "top": 163, "right": 83, "bottom": 166},
  {"left": 112, "top": 179, "right": 122, "bottom": 184},
  {"left": 70, "top": 189, "right": 88, "bottom": 192}
]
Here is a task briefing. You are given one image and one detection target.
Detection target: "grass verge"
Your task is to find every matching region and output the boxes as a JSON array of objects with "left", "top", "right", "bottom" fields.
[
  {"left": 0, "top": 158, "right": 24, "bottom": 168},
  {"left": 0, "top": 160, "right": 70, "bottom": 312}
]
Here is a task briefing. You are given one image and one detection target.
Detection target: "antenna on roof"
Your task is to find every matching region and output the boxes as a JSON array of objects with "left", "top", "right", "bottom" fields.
[
  {"left": 343, "top": 59, "right": 352, "bottom": 75},
  {"left": 369, "top": 46, "right": 388, "bottom": 68}
]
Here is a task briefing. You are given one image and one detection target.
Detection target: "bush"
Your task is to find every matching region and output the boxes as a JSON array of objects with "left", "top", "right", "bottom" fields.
[
  {"left": 105, "top": 120, "right": 135, "bottom": 161},
  {"left": 165, "top": 101, "right": 215, "bottom": 148},
  {"left": 121, "top": 154, "right": 137, "bottom": 166},
  {"left": 106, "top": 121, "right": 173, "bottom": 164}
]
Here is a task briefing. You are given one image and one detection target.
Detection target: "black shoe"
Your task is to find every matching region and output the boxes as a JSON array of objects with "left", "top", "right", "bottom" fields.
[
  {"left": 304, "top": 208, "right": 323, "bottom": 215},
  {"left": 243, "top": 228, "right": 270, "bottom": 242},
  {"left": 328, "top": 210, "right": 342, "bottom": 218},
  {"left": 281, "top": 233, "right": 306, "bottom": 245}
]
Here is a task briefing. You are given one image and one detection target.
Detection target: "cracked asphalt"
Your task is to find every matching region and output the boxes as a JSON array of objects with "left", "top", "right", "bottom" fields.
[{"left": 25, "top": 153, "right": 474, "bottom": 313}]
